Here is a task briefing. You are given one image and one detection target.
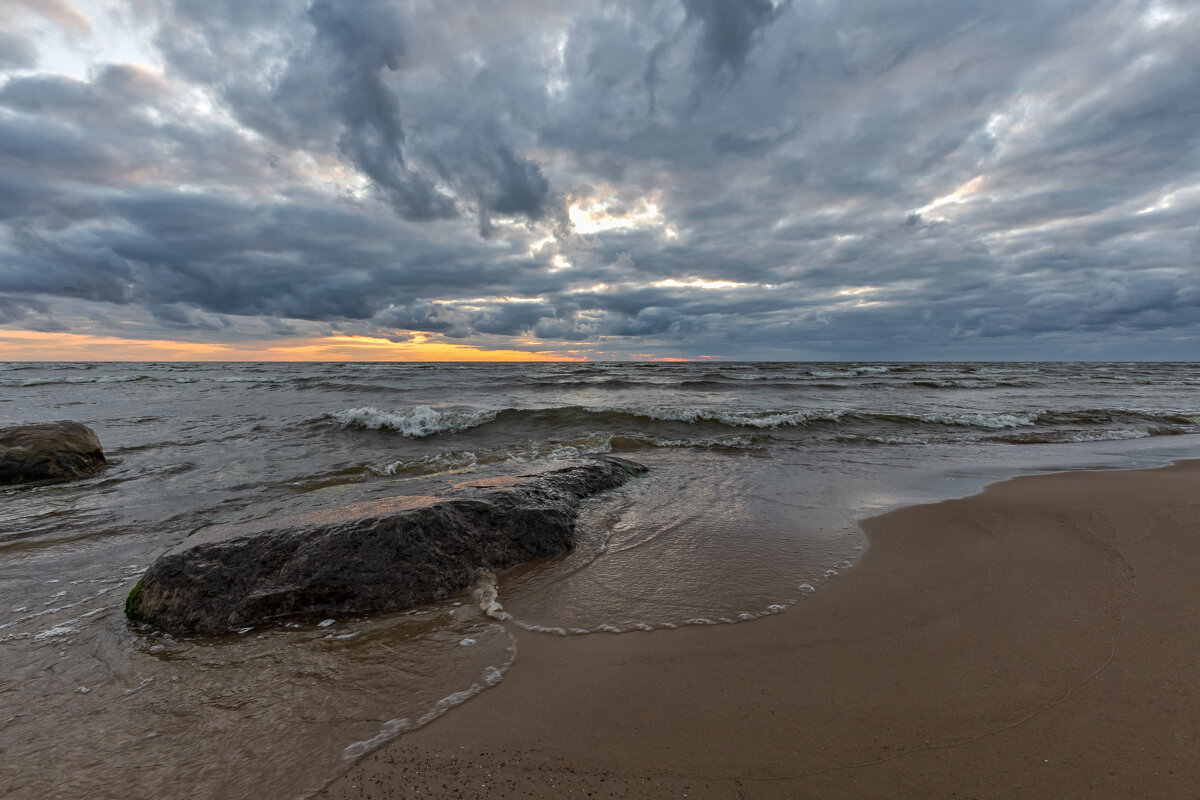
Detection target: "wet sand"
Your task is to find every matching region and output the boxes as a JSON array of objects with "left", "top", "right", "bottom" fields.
[{"left": 318, "top": 460, "right": 1200, "bottom": 799}]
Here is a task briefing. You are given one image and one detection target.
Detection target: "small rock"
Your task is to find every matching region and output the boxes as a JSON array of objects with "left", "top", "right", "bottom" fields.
[{"left": 0, "top": 421, "right": 106, "bottom": 485}]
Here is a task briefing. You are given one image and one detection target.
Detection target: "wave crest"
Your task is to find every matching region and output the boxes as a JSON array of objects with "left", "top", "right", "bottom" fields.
[{"left": 328, "top": 406, "right": 497, "bottom": 437}]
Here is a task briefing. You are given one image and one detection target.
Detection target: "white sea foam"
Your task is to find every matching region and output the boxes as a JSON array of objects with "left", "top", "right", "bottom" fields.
[
  {"left": 918, "top": 411, "right": 1038, "bottom": 428},
  {"left": 471, "top": 571, "right": 510, "bottom": 621},
  {"left": 511, "top": 595, "right": 803, "bottom": 636},
  {"left": 342, "top": 718, "right": 412, "bottom": 760},
  {"left": 661, "top": 434, "right": 756, "bottom": 447},
  {"left": 519, "top": 623, "right": 569, "bottom": 635},
  {"left": 330, "top": 405, "right": 496, "bottom": 437},
  {"left": 32, "top": 624, "right": 79, "bottom": 641},
  {"left": 342, "top": 647, "right": 517, "bottom": 758},
  {"left": 1, "top": 601, "right": 108, "bottom": 635},
  {"left": 546, "top": 442, "right": 604, "bottom": 459},
  {"left": 380, "top": 450, "right": 479, "bottom": 475},
  {"left": 416, "top": 688, "right": 479, "bottom": 727},
  {"left": 859, "top": 434, "right": 932, "bottom": 445}
]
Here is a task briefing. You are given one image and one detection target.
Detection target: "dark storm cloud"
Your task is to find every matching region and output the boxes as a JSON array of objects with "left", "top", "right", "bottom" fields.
[
  {"left": 682, "top": 0, "right": 779, "bottom": 78},
  {"left": 1, "top": 0, "right": 1198, "bottom": 357},
  {"left": 479, "top": 144, "right": 551, "bottom": 219},
  {"left": 304, "top": 0, "right": 454, "bottom": 220},
  {"left": 150, "top": 0, "right": 554, "bottom": 226}
]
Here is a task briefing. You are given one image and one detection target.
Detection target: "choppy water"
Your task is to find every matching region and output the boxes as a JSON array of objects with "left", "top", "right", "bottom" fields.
[{"left": 2, "top": 361, "right": 1198, "bottom": 798}]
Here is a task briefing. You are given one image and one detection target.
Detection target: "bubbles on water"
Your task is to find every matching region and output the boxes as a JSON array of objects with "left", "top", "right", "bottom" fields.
[
  {"left": 471, "top": 570, "right": 511, "bottom": 621},
  {"left": 32, "top": 624, "right": 80, "bottom": 641},
  {"left": 122, "top": 677, "right": 154, "bottom": 696},
  {"left": 342, "top": 718, "right": 412, "bottom": 761}
]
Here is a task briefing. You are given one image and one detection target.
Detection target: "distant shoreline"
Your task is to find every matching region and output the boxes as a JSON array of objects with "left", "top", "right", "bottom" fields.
[{"left": 320, "top": 459, "right": 1200, "bottom": 799}]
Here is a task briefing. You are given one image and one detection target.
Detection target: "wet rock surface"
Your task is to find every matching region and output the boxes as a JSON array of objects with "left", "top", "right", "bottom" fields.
[
  {"left": 0, "top": 421, "right": 106, "bottom": 485},
  {"left": 126, "top": 456, "right": 647, "bottom": 635}
]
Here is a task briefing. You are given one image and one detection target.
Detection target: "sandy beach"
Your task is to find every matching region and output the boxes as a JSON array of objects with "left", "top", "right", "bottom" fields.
[{"left": 319, "top": 459, "right": 1200, "bottom": 799}]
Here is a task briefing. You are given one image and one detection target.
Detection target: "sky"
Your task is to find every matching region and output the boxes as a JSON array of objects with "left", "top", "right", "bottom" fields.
[{"left": 0, "top": 0, "right": 1197, "bottom": 361}]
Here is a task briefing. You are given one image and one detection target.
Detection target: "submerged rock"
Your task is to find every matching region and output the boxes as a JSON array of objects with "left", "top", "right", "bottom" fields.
[
  {"left": 126, "top": 456, "right": 647, "bottom": 635},
  {"left": 0, "top": 421, "right": 107, "bottom": 485}
]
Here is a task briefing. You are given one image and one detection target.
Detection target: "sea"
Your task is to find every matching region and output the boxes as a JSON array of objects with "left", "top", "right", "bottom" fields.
[{"left": 2, "top": 360, "right": 1198, "bottom": 799}]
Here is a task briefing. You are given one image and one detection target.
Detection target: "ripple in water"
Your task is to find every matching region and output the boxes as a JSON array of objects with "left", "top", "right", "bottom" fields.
[
  {"left": 496, "top": 450, "right": 864, "bottom": 636},
  {"left": 0, "top": 570, "right": 515, "bottom": 800},
  {"left": 4, "top": 361, "right": 1199, "bottom": 798}
]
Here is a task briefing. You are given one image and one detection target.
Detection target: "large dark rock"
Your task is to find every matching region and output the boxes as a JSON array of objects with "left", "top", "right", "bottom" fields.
[
  {"left": 126, "top": 456, "right": 647, "bottom": 635},
  {"left": 0, "top": 421, "right": 106, "bottom": 485}
]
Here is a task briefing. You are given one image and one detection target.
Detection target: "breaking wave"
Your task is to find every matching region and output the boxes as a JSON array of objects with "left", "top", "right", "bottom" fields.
[
  {"left": 327, "top": 403, "right": 1200, "bottom": 445},
  {"left": 327, "top": 406, "right": 498, "bottom": 437}
]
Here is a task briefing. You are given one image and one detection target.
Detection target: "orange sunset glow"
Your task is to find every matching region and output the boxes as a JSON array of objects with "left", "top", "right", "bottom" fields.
[{"left": 0, "top": 330, "right": 587, "bottom": 362}]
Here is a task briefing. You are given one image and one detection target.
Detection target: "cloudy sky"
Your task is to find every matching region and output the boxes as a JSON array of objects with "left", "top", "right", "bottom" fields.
[{"left": 0, "top": 0, "right": 1196, "bottom": 361}]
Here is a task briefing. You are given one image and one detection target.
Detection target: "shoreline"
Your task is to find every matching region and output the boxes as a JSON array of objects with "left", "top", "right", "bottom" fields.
[{"left": 318, "top": 459, "right": 1200, "bottom": 799}]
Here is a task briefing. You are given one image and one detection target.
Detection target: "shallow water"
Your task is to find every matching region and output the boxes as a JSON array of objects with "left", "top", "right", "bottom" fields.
[{"left": 1, "top": 361, "right": 1198, "bottom": 798}]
